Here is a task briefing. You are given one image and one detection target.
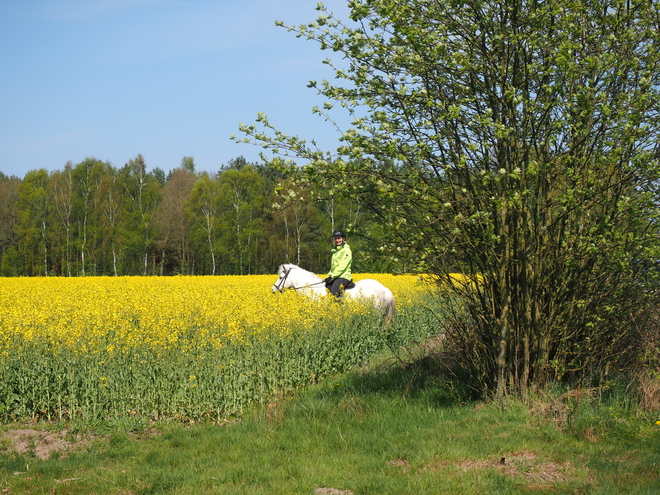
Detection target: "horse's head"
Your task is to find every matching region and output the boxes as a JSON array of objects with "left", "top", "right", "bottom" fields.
[{"left": 272, "top": 264, "right": 293, "bottom": 293}]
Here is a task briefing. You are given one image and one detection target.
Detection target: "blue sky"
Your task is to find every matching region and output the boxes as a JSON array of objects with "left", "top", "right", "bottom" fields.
[{"left": 0, "top": 0, "right": 351, "bottom": 178}]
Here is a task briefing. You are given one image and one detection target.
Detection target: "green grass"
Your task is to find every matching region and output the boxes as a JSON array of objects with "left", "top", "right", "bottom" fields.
[{"left": 1, "top": 350, "right": 659, "bottom": 494}]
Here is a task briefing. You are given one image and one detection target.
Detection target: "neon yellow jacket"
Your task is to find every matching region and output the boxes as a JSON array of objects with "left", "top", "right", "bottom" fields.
[{"left": 328, "top": 242, "right": 352, "bottom": 280}]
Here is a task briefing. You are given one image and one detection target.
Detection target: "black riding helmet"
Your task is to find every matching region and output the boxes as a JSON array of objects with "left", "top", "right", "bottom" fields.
[{"left": 332, "top": 230, "right": 346, "bottom": 239}]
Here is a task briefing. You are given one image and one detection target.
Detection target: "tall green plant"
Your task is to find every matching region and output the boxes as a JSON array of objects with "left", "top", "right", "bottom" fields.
[{"left": 237, "top": 0, "right": 660, "bottom": 397}]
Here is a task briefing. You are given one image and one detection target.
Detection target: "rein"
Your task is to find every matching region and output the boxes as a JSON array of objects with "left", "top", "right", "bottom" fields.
[{"left": 293, "top": 281, "right": 327, "bottom": 290}]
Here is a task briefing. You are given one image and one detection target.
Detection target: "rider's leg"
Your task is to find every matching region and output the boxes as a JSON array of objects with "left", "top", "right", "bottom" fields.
[{"left": 330, "top": 278, "right": 350, "bottom": 299}]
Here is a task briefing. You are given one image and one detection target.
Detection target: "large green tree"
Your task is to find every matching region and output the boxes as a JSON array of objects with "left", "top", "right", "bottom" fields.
[
  {"left": 73, "top": 157, "right": 108, "bottom": 276},
  {"left": 238, "top": 0, "right": 660, "bottom": 396},
  {"left": 120, "top": 155, "right": 162, "bottom": 275},
  {"left": 48, "top": 162, "right": 75, "bottom": 276},
  {"left": 16, "top": 170, "right": 51, "bottom": 276},
  {"left": 0, "top": 174, "right": 21, "bottom": 275},
  {"left": 187, "top": 172, "right": 222, "bottom": 275},
  {"left": 93, "top": 161, "right": 125, "bottom": 276},
  {"left": 155, "top": 166, "right": 196, "bottom": 275},
  {"left": 217, "top": 166, "right": 268, "bottom": 275}
]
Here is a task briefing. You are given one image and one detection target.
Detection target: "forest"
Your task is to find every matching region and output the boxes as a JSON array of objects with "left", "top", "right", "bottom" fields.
[{"left": 0, "top": 154, "right": 384, "bottom": 277}]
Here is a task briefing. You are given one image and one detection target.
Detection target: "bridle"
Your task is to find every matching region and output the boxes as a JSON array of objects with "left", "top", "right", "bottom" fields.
[
  {"left": 273, "top": 266, "right": 292, "bottom": 293},
  {"left": 273, "top": 266, "right": 326, "bottom": 293}
]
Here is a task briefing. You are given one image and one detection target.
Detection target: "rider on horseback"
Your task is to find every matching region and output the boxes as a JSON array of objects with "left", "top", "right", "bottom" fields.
[{"left": 324, "top": 230, "right": 354, "bottom": 300}]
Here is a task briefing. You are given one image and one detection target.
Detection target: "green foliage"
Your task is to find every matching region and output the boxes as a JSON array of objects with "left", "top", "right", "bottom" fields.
[{"left": 238, "top": 0, "right": 660, "bottom": 396}]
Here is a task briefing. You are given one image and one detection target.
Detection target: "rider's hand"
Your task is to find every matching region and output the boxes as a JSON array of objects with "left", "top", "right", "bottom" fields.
[{"left": 324, "top": 276, "right": 333, "bottom": 284}]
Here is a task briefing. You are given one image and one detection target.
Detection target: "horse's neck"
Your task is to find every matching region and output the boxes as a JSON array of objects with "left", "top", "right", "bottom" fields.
[{"left": 291, "top": 269, "right": 324, "bottom": 293}]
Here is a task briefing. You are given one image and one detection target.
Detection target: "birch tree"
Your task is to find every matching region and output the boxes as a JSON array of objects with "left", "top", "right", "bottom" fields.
[
  {"left": 187, "top": 173, "right": 221, "bottom": 275},
  {"left": 217, "top": 166, "right": 267, "bottom": 274},
  {"left": 120, "top": 155, "right": 162, "bottom": 275},
  {"left": 49, "top": 163, "right": 74, "bottom": 276}
]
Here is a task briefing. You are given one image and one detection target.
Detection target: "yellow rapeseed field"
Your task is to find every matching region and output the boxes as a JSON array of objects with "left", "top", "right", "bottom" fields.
[
  {"left": 0, "top": 274, "right": 428, "bottom": 353},
  {"left": 0, "top": 273, "right": 437, "bottom": 421}
]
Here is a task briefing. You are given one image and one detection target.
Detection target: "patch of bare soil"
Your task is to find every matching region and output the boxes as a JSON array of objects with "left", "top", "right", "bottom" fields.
[
  {"left": 314, "top": 489, "right": 354, "bottom": 495},
  {"left": 387, "top": 458, "right": 410, "bottom": 473},
  {"left": 423, "top": 450, "right": 588, "bottom": 489},
  {"left": 0, "top": 429, "right": 91, "bottom": 460}
]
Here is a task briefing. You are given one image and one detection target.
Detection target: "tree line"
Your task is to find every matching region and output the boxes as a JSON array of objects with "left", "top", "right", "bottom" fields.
[{"left": 0, "top": 155, "right": 383, "bottom": 277}]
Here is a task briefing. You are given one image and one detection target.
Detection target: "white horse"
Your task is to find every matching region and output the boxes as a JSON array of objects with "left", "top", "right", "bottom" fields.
[{"left": 271, "top": 263, "right": 395, "bottom": 323}]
